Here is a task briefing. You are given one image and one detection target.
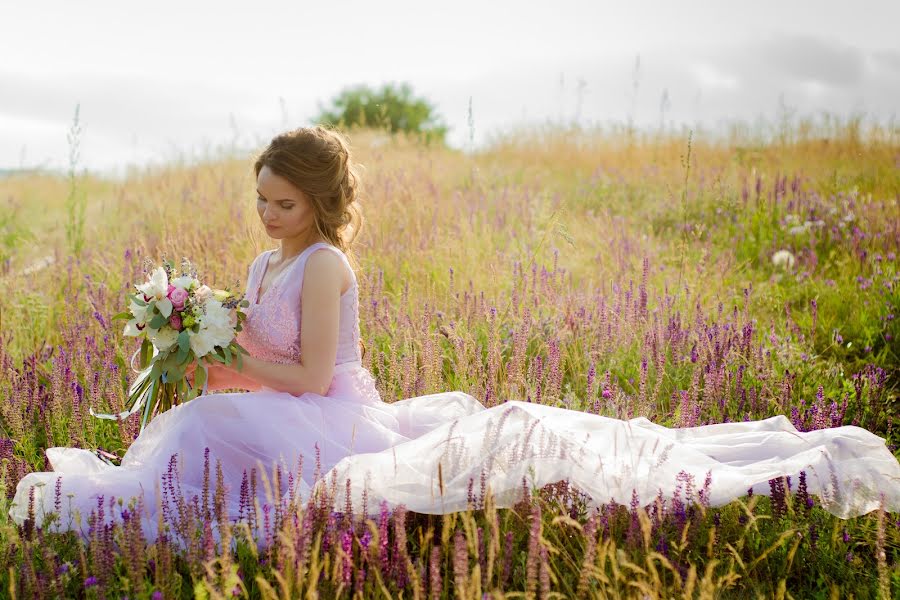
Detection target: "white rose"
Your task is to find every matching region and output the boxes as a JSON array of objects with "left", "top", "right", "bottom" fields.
[
  {"left": 198, "top": 300, "right": 236, "bottom": 347},
  {"left": 194, "top": 284, "right": 213, "bottom": 303},
  {"left": 201, "top": 300, "right": 230, "bottom": 327},
  {"left": 148, "top": 325, "right": 180, "bottom": 351},
  {"left": 189, "top": 329, "right": 217, "bottom": 357}
]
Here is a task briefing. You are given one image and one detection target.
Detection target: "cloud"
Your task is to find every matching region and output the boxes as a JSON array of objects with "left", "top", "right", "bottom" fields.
[
  {"left": 644, "top": 33, "right": 899, "bottom": 124},
  {"left": 688, "top": 63, "right": 740, "bottom": 91},
  {"left": 3, "top": 30, "right": 898, "bottom": 173},
  {"left": 0, "top": 69, "right": 272, "bottom": 139},
  {"left": 872, "top": 50, "right": 900, "bottom": 73},
  {"left": 756, "top": 33, "right": 865, "bottom": 86}
]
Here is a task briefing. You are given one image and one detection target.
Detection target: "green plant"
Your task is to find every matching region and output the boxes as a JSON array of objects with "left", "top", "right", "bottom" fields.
[
  {"left": 0, "top": 197, "right": 34, "bottom": 274},
  {"left": 313, "top": 82, "right": 448, "bottom": 144}
]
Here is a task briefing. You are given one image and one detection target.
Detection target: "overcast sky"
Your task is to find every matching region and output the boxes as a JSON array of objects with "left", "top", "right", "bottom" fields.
[{"left": 1, "top": 0, "right": 898, "bottom": 176}]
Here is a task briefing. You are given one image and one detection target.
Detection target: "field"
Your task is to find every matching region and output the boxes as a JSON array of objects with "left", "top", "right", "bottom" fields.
[{"left": 0, "top": 117, "right": 898, "bottom": 597}]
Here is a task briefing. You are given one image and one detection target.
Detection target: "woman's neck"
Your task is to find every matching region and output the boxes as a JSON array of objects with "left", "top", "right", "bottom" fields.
[{"left": 278, "top": 231, "right": 327, "bottom": 260}]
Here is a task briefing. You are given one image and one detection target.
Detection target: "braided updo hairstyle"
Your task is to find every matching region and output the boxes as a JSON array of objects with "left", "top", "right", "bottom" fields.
[{"left": 253, "top": 125, "right": 363, "bottom": 264}]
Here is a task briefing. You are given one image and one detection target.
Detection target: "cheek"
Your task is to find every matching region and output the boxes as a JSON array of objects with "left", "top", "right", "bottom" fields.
[{"left": 292, "top": 205, "right": 314, "bottom": 224}]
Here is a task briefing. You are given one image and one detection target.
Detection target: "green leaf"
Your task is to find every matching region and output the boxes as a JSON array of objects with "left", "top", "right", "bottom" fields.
[
  {"left": 111, "top": 310, "right": 133, "bottom": 321},
  {"left": 141, "top": 376, "right": 161, "bottom": 434},
  {"left": 176, "top": 330, "right": 190, "bottom": 363},
  {"left": 126, "top": 374, "right": 154, "bottom": 411},
  {"left": 168, "top": 365, "right": 186, "bottom": 382},
  {"left": 194, "top": 364, "right": 208, "bottom": 395},
  {"left": 180, "top": 349, "right": 195, "bottom": 367},
  {"left": 158, "top": 353, "right": 185, "bottom": 382},
  {"left": 177, "top": 330, "right": 190, "bottom": 352},
  {"left": 177, "top": 377, "right": 190, "bottom": 404},
  {"left": 149, "top": 314, "right": 167, "bottom": 329},
  {"left": 223, "top": 345, "right": 232, "bottom": 364},
  {"left": 140, "top": 338, "right": 153, "bottom": 368}
]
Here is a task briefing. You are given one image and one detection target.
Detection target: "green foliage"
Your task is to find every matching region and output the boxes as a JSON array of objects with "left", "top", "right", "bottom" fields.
[
  {"left": 313, "top": 81, "right": 448, "bottom": 145},
  {"left": 0, "top": 200, "right": 34, "bottom": 271}
]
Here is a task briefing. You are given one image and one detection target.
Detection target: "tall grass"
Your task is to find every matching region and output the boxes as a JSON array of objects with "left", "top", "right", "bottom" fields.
[
  {"left": 64, "top": 103, "right": 88, "bottom": 258},
  {"left": 0, "top": 116, "right": 897, "bottom": 597}
]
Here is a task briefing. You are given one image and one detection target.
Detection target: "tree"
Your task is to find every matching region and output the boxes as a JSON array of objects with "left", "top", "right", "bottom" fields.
[{"left": 313, "top": 82, "right": 448, "bottom": 145}]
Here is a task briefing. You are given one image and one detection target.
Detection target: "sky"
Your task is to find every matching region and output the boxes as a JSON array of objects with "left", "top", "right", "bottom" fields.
[{"left": 1, "top": 0, "right": 899, "bottom": 176}]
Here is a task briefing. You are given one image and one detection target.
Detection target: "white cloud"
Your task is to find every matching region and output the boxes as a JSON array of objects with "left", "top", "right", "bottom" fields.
[
  {"left": 689, "top": 63, "right": 740, "bottom": 92},
  {"left": 2, "top": 1, "right": 899, "bottom": 173}
]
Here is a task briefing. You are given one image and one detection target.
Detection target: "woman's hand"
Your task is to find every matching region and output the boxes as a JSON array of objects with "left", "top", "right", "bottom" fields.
[{"left": 185, "top": 356, "right": 230, "bottom": 391}]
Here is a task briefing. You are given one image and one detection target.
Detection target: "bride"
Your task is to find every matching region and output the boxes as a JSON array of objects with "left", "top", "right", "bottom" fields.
[{"left": 9, "top": 126, "right": 900, "bottom": 549}]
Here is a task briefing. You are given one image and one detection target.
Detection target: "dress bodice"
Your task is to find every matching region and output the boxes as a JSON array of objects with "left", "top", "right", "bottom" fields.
[{"left": 235, "top": 242, "right": 362, "bottom": 367}]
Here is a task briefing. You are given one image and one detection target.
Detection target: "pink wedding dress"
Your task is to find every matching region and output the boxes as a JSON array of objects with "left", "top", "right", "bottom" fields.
[{"left": 9, "top": 242, "right": 900, "bottom": 550}]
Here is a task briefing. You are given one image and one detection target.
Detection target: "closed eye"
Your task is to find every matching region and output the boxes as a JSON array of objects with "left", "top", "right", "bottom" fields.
[{"left": 257, "top": 196, "right": 293, "bottom": 209}]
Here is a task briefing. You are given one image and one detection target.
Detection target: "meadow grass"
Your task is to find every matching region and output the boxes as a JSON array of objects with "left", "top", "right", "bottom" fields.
[{"left": 0, "top": 118, "right": 897, "bottom": 598}]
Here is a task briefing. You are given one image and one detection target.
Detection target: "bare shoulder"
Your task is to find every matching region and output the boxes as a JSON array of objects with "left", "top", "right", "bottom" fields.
[{"left": 303, "top": 248, "right": 349, "bottom": 294}]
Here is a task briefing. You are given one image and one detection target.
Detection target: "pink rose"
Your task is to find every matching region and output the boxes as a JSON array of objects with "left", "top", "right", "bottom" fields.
[
  {"left": 169, "top": 313, "right": 183, "bottom": 331},
  {"left": 168, "top": 287, "right": 189, "bottom": 311}
]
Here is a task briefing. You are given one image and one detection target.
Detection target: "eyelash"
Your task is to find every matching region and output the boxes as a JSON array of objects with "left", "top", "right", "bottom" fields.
[{"left": 257, "top": 197, "right": 293, "bottom": 209}]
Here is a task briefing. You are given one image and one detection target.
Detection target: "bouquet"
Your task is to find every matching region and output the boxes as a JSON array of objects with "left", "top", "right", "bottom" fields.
[{"left": 91, "top": 257, "right": 249, "bottom": 433}]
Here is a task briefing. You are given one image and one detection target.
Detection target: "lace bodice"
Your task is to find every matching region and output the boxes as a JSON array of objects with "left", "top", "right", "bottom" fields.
[{"left": 235, "top": 242, "right": 362, "bottom": 367}]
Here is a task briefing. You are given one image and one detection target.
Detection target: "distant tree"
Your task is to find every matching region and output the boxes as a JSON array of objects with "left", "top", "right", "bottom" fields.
[{"left": 313, "top": 82, "right": 448, "bottom": 145}]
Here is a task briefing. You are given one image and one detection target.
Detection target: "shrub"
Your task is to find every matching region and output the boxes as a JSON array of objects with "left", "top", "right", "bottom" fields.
[{"left": 313, "top": 82, "right": 447, "bottom": 145}]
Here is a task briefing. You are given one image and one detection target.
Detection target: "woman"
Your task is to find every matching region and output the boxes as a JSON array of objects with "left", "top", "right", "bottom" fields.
[{"left": 9, "top": 126, "right": 900, "bottom": 551}]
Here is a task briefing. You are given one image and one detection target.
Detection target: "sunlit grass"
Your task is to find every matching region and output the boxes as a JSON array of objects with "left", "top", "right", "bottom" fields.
[{"left": 0, "top": 116, "right": 898, "bottom": 597}]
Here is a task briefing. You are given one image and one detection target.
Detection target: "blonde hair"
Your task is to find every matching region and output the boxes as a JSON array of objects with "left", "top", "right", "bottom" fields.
[{"left": 254, "top": 125, "right": 364, "bottom": 265}]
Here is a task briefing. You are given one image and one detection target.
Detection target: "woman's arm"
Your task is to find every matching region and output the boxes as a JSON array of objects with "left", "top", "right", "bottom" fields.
[
  {"left": 186, "top": 360, "right": 261, "bottom": 392},
  {"left": 208, "top": 365, "right": 262, "bottom": 392},
  {"left": 223, "top": 249, "right": 343, "bottom": 396}
]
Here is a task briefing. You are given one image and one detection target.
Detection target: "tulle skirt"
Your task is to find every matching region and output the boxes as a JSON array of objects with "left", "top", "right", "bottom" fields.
[{"left": 9, "top": 362, "right": 900, "bottom": 552}]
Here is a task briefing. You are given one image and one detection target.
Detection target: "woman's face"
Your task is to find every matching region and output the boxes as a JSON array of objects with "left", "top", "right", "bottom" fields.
[{"left": 256, "top": 165, "right": 316, "bottom": 241}]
